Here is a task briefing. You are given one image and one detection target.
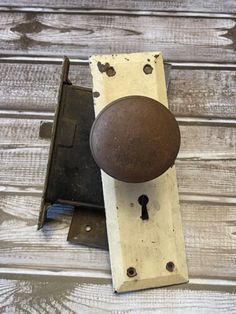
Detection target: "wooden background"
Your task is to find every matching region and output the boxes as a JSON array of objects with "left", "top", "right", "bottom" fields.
[{"left": 0, "top": 1, "right": 235, "bottom": 313}]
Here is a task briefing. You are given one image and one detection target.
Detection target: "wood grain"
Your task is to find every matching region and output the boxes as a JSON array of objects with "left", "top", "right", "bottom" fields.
[
  {"left": 0, "top": 13, "right": 235, "bottom": 62},
  {"left": 0, "top": 194, "right": 236, "bottom": 279},
  {"left": 1, "top": 62, "right": 236, "bottom": 119},
  {"left": 0, "top": 0, "right": 235, "bottom": 14},
  {"left": 0, "top": 275, "right": 236, "bottom": 314}
]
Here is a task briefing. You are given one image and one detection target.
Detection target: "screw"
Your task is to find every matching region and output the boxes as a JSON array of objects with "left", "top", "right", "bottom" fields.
[
  {"left": 143, "top": 64, "right": 153, "bottom": 74},
  {"left": 127, "top": 267, "right": 137, "bottom": 277}
]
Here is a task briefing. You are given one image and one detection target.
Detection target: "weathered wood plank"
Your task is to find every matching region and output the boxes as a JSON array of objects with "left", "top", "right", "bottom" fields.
[
  {"left": 0, "top": 62, "right": 60, "bottom": 112},
  {"left": 0, "top": 115, "right": 236, "bottom": 160},
  {"left": 2, "top": 118, "right": 236, "bottom": 160},
  {"left": 0, "top": 194, "right": 235, "bottom": 278},
  {"left": 169, "top": 69, "right": 236, "bottom": 119},
  {"left": 0, "top": 0, "right": 235, "bottom": 14},
  {"left": 1, "top": 62, "right": 236, "bottom": 119},
  {"left": 0, "top": 276, "right": 236, "bottom": 314},
  {"left": 0, "top": 119, "right": 48, "bottom": 147},
  {"left": 0, "top": 13, "right": 235, "bottom": 62},
  {"left": 1, "top": 146, "right": 236, "bottom": 197}
]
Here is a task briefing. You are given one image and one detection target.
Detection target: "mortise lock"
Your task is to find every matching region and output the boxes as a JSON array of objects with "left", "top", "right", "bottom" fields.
[{"left": 38, "top": 53, "right": 188, "bottom": 293}]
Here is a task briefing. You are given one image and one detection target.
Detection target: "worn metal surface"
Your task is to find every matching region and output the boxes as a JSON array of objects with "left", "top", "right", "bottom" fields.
[
  {"left": 39, "top": 121, "right": 53, "bottom": 139},
  {"left": 38, "top": 58, "right": 104, "bottom": 249},
  {"left": 44, "top": 84, "right": 104, "bottom": 205},
  {"left": 67, "top": 206, "right": 108, "bottom": 249},
  {"left": 38, "top": 57, "right": 70, "bottom": 230},
  {"left": 90, "top": 95, "right": 180, "bottom": 183}
]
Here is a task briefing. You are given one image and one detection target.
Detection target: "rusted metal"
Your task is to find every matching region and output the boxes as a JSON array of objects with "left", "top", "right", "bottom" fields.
[
  {"left": 67, "top": 206, "right": 108, "bottom": 249},
  {"left": 38, "top": 57, "right": 105, "bottom": 249},
  {"left": 143, "top": 64, "right": 153, "bottom": 74},
  {"left": 90, "top": 96, "right": 180, "bottom": 183},
  {"left": 97, "top": 61, "right": 116, "bottom": 77},
  {"left": 39, "top": 121, "right": 53, "bottom": 139},
  {"left": 127, "top": 267, "right": 137, "bottom": 278}
]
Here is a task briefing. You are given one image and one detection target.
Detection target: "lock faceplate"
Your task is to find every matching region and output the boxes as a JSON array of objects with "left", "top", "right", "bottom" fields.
[
  {"left": 90, "top": 52, "right": 188, "bottom": 293},
  {"left": 38, "top": 58, "right": 107, "bottom": 249}
]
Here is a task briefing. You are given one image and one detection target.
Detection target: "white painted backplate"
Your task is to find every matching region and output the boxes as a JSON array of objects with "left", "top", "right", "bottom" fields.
[{"left": 89, "top": 52, "right": 188, "bottom": 293}]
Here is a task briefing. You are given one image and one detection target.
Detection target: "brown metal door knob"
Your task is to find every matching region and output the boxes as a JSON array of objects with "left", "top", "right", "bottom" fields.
[{"left": 90, "top": 96, "right": 180, "bottom": 183}]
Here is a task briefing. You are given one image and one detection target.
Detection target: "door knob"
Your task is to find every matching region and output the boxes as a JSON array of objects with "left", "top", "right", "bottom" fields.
[{"left": 90, "top": 95, "right": 180, "bottom": 183}]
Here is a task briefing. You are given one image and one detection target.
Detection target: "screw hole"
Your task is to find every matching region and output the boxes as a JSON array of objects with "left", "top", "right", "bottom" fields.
[
  {"left": 127, "top": 267, "right": 137, "bottom": 277},
  {"left": 143, "top": 64, "right": 153, "bottom": 74},
  {"left": 166, "top": 261, "right": 175, "bottom": 272},
  {"left": 85, "top": 225, "right": 92, "bottom": 232},
  {"left": 93, "top": 91, "right": 100, "bottom": 98}
]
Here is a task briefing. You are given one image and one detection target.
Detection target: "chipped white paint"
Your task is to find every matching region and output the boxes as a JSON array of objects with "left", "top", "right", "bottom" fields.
[{"left": 90, "top": 52, "right": 188, "bottom": 292}]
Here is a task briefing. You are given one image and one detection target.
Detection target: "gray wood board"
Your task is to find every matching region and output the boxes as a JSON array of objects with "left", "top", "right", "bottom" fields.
[
  {"left": 1, "top": 118, "right": 236, "bottom": 159},
  {"left": 0, "top": 13, "right": 235, "bottom": 62},
  {"left": 0, "top": 0, "right": 235, "bottom": 13},
  {"left": 0, "top": 62, "right": 235, "bottom": 119},
  {"left": 0, "top": 194, "right": 236, "bottom": 279},
  {"left": 0, "top": 274, "right": 235, "bottom": 314}
]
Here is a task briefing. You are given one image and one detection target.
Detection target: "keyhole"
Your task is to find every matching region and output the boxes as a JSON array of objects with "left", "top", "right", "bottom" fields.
[{"left": 138, "top": 195, "right": 149, "bottom": 220}]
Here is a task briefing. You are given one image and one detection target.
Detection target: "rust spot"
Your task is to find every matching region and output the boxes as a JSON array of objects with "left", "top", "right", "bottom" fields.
[
  {"left": 93, "top": 91, "right": 100, "bottom": 98},
  {"left": 143, "top": 64, "right": 153, "bottom": 74},
  {"left": 97, "top": 61, "right": 109, "bottom": 73},
  {"left": 125, "top": 57, "right": 130, "bottom": 61},
  {"left": 106, "top": 66, "right": 116, "bottom": 77},
  {"left": 97, "top": 61, "right": 116, "bottom": 77}
]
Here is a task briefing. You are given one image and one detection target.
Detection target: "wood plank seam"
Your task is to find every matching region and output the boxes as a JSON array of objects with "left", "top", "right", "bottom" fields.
[
  {"left": 1, "top": 57, "right": 236, "bottom": 69},
  {"left": 0, "top": 7, "right": 235, "bottom": 18}
]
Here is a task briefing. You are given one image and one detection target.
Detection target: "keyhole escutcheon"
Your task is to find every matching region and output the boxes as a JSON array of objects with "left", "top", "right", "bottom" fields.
[{"left": 138, "top": 195, "right": 149, "bottom": 220}]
